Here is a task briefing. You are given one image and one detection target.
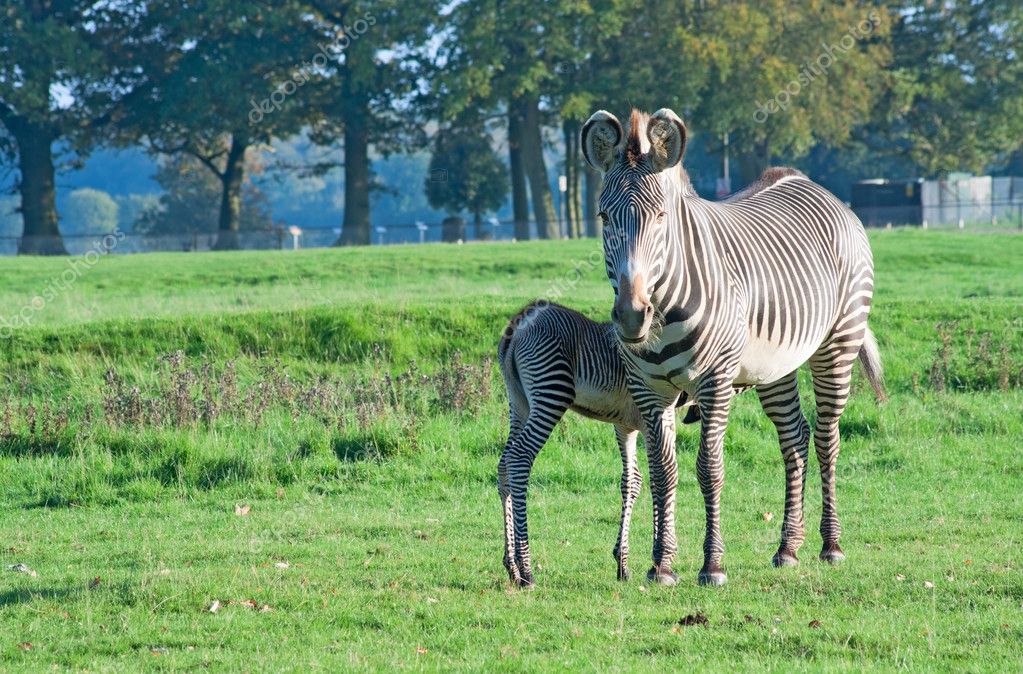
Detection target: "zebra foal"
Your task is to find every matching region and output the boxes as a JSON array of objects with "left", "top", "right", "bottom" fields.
[{"left": 497, "top": 301, "right": 698, "bottom": 587}]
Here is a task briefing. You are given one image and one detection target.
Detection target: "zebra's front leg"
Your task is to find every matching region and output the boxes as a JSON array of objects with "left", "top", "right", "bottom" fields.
[
  {"left": 695, "top": 380, "right": 734, "bottom": 586},
  {"left": 637, "top": 398, "right": 679, "bottom": 586},
  {"left": 612, "top": 426, "right": 641, "bottom": 581},
  {"left": 756, "top": 373, "right": 810, "bottom": 567}
]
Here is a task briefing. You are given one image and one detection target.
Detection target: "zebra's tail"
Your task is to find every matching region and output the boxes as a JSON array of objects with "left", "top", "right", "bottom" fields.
[{"left": 858, "top": 325, "right": 887, "bottom": 402}]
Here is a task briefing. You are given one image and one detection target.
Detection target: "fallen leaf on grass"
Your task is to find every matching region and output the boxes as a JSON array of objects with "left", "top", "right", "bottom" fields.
[
  {"left": 208, "top": 600, "right": 221, "bottom": 613},
  {"left": 896, "top": 574, "right": 906, "bottom": 582},
  {"left": 89, "top": 577, "right": 101, "bottom": 590},
  {"left": 6, "top": 563, "right": 37, "bottom": 577},
  {"left": 240, "top": 599, "right": 258, "bottom": 609},
  {"left": 274, "top": 561, "right": 290, "bottom": 570},
  {"left": 762, "top": 512, "right": 774, "bottom": 522},
  {"left": 809, "top": 620, "right": 822, "bottom": 629},
  {"left": 924, "top": 581, "right": 935, "bottom": 589},
  {"left": 234, "top": 504, "right": 251, "bottom": 516},
  {"left": 678, "top": 613, "right": 709, "bottom": 627},
  {"left": 426, "top": 597, "right": 439, "bottom": 605},
  {"left": 150, "top": 647, "right": 168, "bottom": 656},
  {"left": 416, "top": 646, "right": 428, "bottom": 655},
  {"left": 18, "top": 642, "right": 32, "bottom": 651}
]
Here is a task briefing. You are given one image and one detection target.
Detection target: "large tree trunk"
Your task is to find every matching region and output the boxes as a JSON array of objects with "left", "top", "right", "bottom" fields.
[
  {"left": 563, "top": 119, "right": 583, "bottom": 238},
  {"left": 338, "top": 96, "right": 372, "bottom": 246},
  {"left": 213, "top": 134, "right": 248, "bottom": 251},
  {"left": 738, "top": 138, "right": 771, "bottom": 186},
  {"left": 11, "top": 119, "right": 66, "bottom": 255},
  {"left": 584, "top": 166, "right": 601, "bottom": 238},
  {"left": 507, "top": 102, "right": 531, "bottom": 240},
  {"left": 520, "top": 96, "right": 558, "bottom": 239}
]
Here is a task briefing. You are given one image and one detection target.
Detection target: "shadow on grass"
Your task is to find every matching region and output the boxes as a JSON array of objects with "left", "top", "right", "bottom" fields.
[
  {"left": 0, "top": 587, "right": 77, "bottom": 608},
  {"left": 333, "top": 435, "right": 397, "bottom": 462},
  {"left": 0, "top": 436, "right": 76, "bottom": 458}
]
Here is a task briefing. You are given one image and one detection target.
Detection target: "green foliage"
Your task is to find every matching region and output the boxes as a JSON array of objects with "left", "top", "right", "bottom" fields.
[
  {"left": 61, "top": 188, "right": 119, "bottom": 236},
  {"left": 425, "top": 126, "right": 508, "bottom": 221},
  {"left": 134, "top": 156, "right": 273, "bottom": 236},
  {"left": 880, "top": 0, "right": 1023, "bottom": 176}
]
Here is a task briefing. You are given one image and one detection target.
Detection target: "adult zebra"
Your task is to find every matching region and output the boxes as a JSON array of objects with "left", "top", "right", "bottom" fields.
[{"left": 581, "top": 109, "right": 884, "bottom": 586}]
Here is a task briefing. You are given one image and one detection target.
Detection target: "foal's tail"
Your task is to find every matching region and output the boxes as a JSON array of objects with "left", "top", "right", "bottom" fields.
[{"left": 858, "top": 325, "right": 887, "bottom": 402}]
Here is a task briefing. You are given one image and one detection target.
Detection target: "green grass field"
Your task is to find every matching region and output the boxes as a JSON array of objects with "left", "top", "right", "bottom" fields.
[{"left": 0, "top": 230, "right": 1021, "bottom": 671}]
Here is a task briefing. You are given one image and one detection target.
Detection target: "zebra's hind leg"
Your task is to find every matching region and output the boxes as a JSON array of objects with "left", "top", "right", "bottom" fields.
[
  {"left": 809, "top": 334, "right": 861, "bottom": 564},
  {"left": 499, "top": 407, "right": 527, "bottom": 585},
  {"left": 502, "top": 401, "right": 571, "bottom": 587},
  {"left": 612, "top": 426, "right": 641, "bottom": 581},
  {"left": 756, "top": 372, "right": 810, "bottom": 568}
]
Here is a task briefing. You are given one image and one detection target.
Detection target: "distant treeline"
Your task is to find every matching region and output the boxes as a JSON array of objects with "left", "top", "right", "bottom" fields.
[{"left": 1, "top": 1, "right": 1021, "bottom": 254}]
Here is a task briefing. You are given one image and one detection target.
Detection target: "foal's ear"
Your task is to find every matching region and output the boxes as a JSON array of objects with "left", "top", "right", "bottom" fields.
[
  {"left": 581, "top": 110, "right": 623, "bottom": 173},
  {"left": 647, "top": 108, "right": 687, "bottom": 173}
]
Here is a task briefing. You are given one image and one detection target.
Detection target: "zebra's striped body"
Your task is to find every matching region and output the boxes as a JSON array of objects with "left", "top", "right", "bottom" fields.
[
  {"left": 497, "top": 301, "right": 698, "bottom": 587},
  {"left": 582, "top": 109, "right": 884, "bottom": 586}
]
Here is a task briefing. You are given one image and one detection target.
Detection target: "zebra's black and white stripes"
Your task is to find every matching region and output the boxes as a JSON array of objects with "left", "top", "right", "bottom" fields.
[
  {"left": 582, "top": 108, "right": 884, "bottom": 586},
  {"left": 497, "top": 301, "right": 698, "bottom": 587}
]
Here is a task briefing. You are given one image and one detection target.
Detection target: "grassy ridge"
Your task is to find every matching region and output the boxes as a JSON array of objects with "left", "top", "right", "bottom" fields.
[{"left": 0, "top": 230, "right": 1021, "bottom": 671}]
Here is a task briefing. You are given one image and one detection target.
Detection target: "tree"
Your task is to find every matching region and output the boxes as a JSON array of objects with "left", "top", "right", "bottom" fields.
[
  {"left": 303, "top": 0, "right": 439, "bottom": 246},
  {"left": 124, "top": 1, "right": 323, "bottom": 249},
  {"left": 0, "top": 2, "right": 141, "bottom": 254},
  {"left": 135, "top": 154, "right": 273, "bottom": 237},
  {"left": 878, "top": 1, "right": 1023, "bottom": 176},
  {"left": 675, "top": 1, "right": 892, "bottom": 184},
  {"left": 62, "top": 188, "right": 119, "bottom": 236},
  {"left": 425, "top": 126, "right": 508, "bottom": 239},
  {"left": 438, "top": 0, "right": 607, "bottom": 240}
]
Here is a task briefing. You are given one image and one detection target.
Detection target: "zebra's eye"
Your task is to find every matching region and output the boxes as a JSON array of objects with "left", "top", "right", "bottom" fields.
[
  {"left": 656, "top": 211, "right": 666, "bottom": 222},
  {"left": 598, "top": 211, "right": 609, "bottom": 224}
]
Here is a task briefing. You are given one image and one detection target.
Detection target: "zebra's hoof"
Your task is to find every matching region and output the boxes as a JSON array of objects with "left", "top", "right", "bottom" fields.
[
  {"left": 646, "top": 566, "right": 678, "bottom": 586},
  {"left": 772, "top": 551, "right": 800, "bottom": 568},
  {"left": 698, "top": 569, "right": 728, "bottom": 586},
  {"left": 617, "top": 567, "right": 631, "bottom": 581},
  {"left": 820, "top": 546, "right": 846, "bottom": 564},
  {"left": 515, "top": 576, "right": 536, "bottom": 589}
]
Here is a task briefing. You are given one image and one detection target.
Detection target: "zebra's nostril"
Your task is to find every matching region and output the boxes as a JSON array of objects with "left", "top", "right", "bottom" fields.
[{"left": 644, "top": 304, "right": 653, "bottom": 317}]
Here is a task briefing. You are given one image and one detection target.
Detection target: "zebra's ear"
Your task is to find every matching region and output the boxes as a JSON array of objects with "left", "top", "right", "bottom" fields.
[
  {"left": 647, "top": 108, "right": 687, "bottom": 173},
  {"left": 581, "top": 110, "right": 623, "bottom": 173}
]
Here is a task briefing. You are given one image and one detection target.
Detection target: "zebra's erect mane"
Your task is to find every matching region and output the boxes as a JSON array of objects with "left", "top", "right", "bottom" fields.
[
  {"left": 720, "top": 166, "right": 806, "bottom": 203},
  {"left": 622, "top": 109, "right": 695, "bottom": 196}
]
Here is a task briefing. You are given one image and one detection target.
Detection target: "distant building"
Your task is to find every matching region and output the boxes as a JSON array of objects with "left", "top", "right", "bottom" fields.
[{"left": 851, "top": 175, "right": 1023, "bottom": 228}]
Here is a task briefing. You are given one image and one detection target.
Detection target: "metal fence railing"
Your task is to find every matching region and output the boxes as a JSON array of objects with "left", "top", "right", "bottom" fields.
[
  {"left": 0, "top": 218, "right": 603, "bottom": 256},
  {"left": 2, "top": 201, "right": 1020, "bottom": 256},
  {"left": 853, "top": 200, "right": 1023, "bottom": 230}
]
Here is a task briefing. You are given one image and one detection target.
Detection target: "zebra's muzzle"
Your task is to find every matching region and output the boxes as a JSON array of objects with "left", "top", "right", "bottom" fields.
[{"left": 612, "top": 272, "right": 654, "bottom": 343}]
